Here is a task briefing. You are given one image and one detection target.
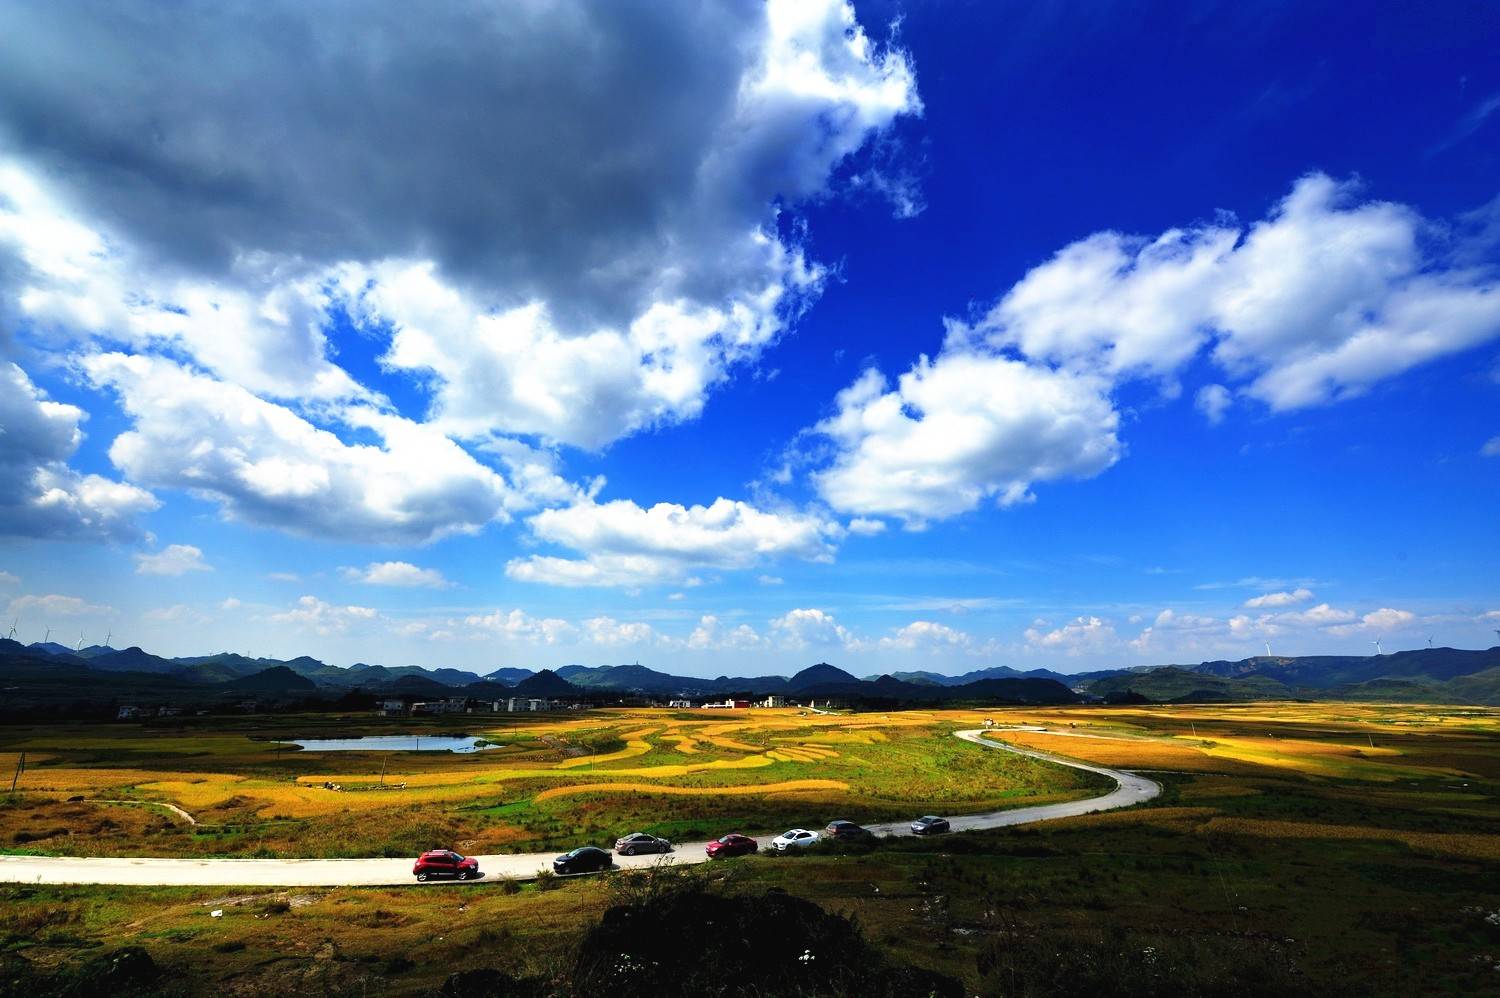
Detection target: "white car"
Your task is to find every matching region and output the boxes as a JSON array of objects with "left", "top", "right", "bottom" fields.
[{"left": 771, "top": 828, "right": 820, "bottom": 852}]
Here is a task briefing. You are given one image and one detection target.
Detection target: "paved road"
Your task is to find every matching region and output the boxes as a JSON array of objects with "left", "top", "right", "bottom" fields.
[{"left": 0, "top": 729, "right": 1159, "bottom": 887}]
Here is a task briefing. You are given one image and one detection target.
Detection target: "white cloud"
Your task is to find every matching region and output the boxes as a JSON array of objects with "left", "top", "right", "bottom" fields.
[
  {"left": 134, "top": 544, "right": 211, "bottom": 577},
  {"left": 1, "top": 1, "right": 919, "bottom": 451},
  {"left": 507, "top": 497, "right": 841, "bottom": 587},
  {"left": 6, "top": 593, "right": 113, "bottom": 618},
  {"left": 341, "top": 561, "right": 452, "bottom": 589},
  {"left": 144, "top": 603, "right": 208, "bottom": 624},
  {"left": 975, "top": 173, "right": 1500, "bottom": 411},
  {"left": 758, "top": 575, "right": 784, "bottom": 586},
  {"left": 0, "top": 361, "right": 158, "bottom": 540},
  {"left": 1275, "top": 603, "right": 1359, "bottom": 628},
  {"left": 266, "top": 573, "right": 301, "bottom": 583},
  {"left": 0, "top": 571, "right": 18, "bottom": 588},
  {"left": 1244, "top": 587, "right": 1314, "bottom": 608},
  {"left": 85, "top": 353, "right": 523, "bottom": 544},
  {"left": 687, "top": 615, "right": 764, "bottom": 650},
  {"left": 271, "top": 596, "right": 379, "bottom": 635},
  {"left": 812, "top": 357, "right": 1120, "bottom": 523},
  {"left": 464, "top": 609, "right": 574, "bottom": 646},
  {"left": 1482, "top": 435, "right": 1500, "bottom": 457},
  {"left": 582, "top": 616, "right": 663, "bottom": 648},
  {"left": 219, "top": 598, "right": 242, "bottom": 611},
  {"left": 847, "top": 517, "right": 887, "bottom": 536},
  {"left": 1129, "top": 609, "right": 1223, "bottom": 652},
  {"left": 1195, "top": 384, "right": 1233, "bottom": 425},
  {"left": 1359, "top": 607, "right": 1416, "bottom": 631},
  {"left": 770, "top": 607, "right": 855, "bottom": 649},
  {"left": 817, "top": 174, "right": 1500, "bottom": 526},
  {"left": 879, "top": 620, "right": 972, "bottom": 650},
  {"left": 1025, "top": 616, "right": 1117, "bottom": 653}
]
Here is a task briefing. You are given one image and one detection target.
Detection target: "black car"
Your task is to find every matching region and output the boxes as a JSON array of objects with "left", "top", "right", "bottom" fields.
[
  {"left": 910, "top": 815, "right": 950, "bottom": 836},
  {"left": 553, "top": 846, "right": 613, "bottom": 875},
  {"left": 823, "top": 820, "right": 871, "bottom": 840},
  {"left": 614, "top": 832, "right": 673, "bottom": 855}
]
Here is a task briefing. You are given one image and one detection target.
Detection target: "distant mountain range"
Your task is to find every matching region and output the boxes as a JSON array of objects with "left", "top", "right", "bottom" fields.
[{"left": 2, "top": 637, "right": 1497, "bottom": 711}]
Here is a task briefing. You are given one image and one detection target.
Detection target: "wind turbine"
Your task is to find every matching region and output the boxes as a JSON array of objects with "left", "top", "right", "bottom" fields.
[
  {"left": 1493, "top": 628, "right": 1500, "bottom": 645},
  {"left": 104, "top": 630, "right": 112, "bottom": 649},
  {"left": 6, "top": 619, "right": 15, "bottom": 641},
  {"left": 75, "top": 631, "right": 85, "bottom": 652},
  {"left": 1427, "top": 635, "right": 1434, "bottom": 649},
  {"left": 43, "top": 627, "right": 50, "bottom": 644},
  {"left": 1372, "top": 638, "right": 1383, "bottom": 656},
  {"left": 1263, "top": 641, "right": 1272, "bottom": 657}
]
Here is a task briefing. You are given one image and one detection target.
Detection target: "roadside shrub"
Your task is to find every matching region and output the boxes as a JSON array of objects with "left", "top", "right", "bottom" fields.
[{"left": 571, "top": 884, "right": 963, "bottom": 997}]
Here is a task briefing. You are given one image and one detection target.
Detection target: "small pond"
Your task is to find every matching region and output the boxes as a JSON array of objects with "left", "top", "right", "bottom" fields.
[{"left": 285, "top": 735, "right": 496, "bottom": 753}]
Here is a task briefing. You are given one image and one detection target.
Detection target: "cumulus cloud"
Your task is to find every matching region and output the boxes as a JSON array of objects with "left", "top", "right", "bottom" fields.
[
  {"left": 582, "top": 616, "right": 663, "bottom": 648},
  {"left": 1025, "top": 616, "right": 1117, "bottom": 653},
  {"left": 1274, "top": 603, "right": 1359, "bottom": 628},
  {"left": 507, "top": 497, "right": 841, "bottom": 587},
  {"left": 812, "top": 358, "right": 1120, "bottom": 523},
  {"left": 812, "top": 175, "right": 1500, "bottom": 524},
  {"left": 0, "top": 361, "right": 157, "bottom": 540},
  {"left": 464, "top": 609, "right": 575, "bottom": 646},
  {"left": 85, "top": 353, "right": 524, "bottom": 544},
  {"left": 770, "top": 608, "right": 855, "bottom": 649},
  {"left": 1195, "top": 384, "right": 1233, "bottom": 424},
  {"left": 1129, "top": 608, "right": 1223, "bottom": 652},
  {"left": 687, "top": 615, "right": 764, "bottom": 650},
  {"left": 0, "top": 164, "right": 363, "bottom": 401},
  {"left": 1, "top": 0, "right": 919, "bottom": 450},
  {"left": 270, "top": 596, "right": 378, "bottom": 635},
  {"left": 134, "top": 544, "right": 211, "bottom": 577},
  {"left": 1244, "top": 588, "right": 1314, "bottom": 608},
  {"left": 1359, "top": 607, "right": 1417, "bottom": 631},
  {"left": 976, "top": 173, "right": 1500, "bottom": 410},
  {"left": 847, "top": 517, "right": 887, "bottom": 536},
  {"left": 341, "top": 561, "right": 451, "bottom": 589},
  {"left": 878, "top": 620, "right": 972, "bottom": 650},
  {"left": 1482, "top": 435, "right": 1500, "bottom": 457},
  {"left": 6, "top": 593, "right": 113, "bottom": 618}
]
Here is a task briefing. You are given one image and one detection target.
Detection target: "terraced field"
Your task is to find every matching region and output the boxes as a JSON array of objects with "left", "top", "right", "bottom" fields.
[{"left": 0, "top": 707, "right": 1106, "bottom": 857}]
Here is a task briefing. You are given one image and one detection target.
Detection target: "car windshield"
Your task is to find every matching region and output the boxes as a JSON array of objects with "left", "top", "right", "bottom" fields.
[
  {"left": 719, "top": 836, "right": 735, "bottom": 843},
  {"left": 451, "top": 853, "right": 464, "bottom": 861},
  {"left": 920, "top": 816, "right": 938, "bottom": 823}
]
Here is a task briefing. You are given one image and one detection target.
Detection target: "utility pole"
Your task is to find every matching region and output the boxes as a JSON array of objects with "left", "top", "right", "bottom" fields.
[{"left": 10, "top": 751, "right": 24, "bottom": 794}]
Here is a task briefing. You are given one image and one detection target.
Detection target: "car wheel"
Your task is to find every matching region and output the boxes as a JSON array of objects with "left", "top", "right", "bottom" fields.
[
  {"left": 625, "top": 845, "right": 636, "bottom": 856},
  {"left": 458, "top": 870, "right": 470, "bottom": 880},
  {"left": 416, "top": 872, "right": 429, "bottom": 882}
]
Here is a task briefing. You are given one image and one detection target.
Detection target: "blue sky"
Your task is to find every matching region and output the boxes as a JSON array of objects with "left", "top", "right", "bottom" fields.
[{"left": 1, "top": 0, "right": 1497, "bottom": 676}]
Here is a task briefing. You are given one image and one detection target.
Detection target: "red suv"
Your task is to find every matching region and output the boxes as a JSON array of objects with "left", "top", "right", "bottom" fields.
[
  {"left": 413, "top": 849, "right": 481, "bottom": 882},
  {"left": 705, "top": 833, "right": 758, "bottom": 858}
]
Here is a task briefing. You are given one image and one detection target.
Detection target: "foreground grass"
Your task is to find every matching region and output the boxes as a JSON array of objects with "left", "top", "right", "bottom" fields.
[
  {"left": 3, "top": 765, "right": 1497, "bottom": 995},
  {"left": 0, "top": 708, "right": 1103, "bottom": 857},
  {"left": 1, "top": 702, "right": 1496, "bottom": 995}
]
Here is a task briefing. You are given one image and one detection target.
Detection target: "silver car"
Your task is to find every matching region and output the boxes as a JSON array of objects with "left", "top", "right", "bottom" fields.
[{"left": 614, "top": 832, "right": 672, "bottom": 856}]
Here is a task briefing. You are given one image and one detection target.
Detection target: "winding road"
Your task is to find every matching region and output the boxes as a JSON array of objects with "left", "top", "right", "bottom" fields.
[{"left": 0, "top": 729, "right": 1159, "bottom": 887}]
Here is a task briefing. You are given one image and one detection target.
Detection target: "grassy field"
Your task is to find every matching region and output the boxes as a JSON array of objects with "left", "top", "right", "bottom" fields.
[
  {"left": 2, "top": 701, "right": 1497, "bottom": 995},
  {"left": 0, "top": 707, "right": 1104, "bottom": 857}
]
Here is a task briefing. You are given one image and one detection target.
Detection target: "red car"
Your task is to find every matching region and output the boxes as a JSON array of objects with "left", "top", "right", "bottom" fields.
[
  {"left": 413, "top": 849, "right": 481, "bottom": 882},
  {"left": 705, "top": 833, "right": 758, "bottom": 858}
]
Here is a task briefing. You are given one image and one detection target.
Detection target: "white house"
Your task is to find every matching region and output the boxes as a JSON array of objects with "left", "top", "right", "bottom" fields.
[
  {"left": 759, "top": 695, "right": 788, "bottom": 708},
  {"left": 668, "top": 699, "right": 694, "bottom": 709}
]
